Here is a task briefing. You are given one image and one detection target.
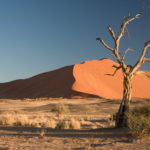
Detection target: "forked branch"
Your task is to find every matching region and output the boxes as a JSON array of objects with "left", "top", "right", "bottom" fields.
[
  {"left": 106, "top": 65, "right": 121, "bottom": 76},
  {"left": 121, "top": 48, "right": 134, "bottom": 61},
  {"left": 117, "top": 10, "right": 144, "bottom": 42},
  {"left": 131, "top": 40, "right": 150, "bottom": 74},
  {"left": 112, "top": 65, "right": 121, "bottom": 76}
]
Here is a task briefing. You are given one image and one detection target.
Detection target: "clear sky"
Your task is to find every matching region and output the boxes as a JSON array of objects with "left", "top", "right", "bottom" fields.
[{"left": 0, "top": 0, "right": 150, "bottom": 82}]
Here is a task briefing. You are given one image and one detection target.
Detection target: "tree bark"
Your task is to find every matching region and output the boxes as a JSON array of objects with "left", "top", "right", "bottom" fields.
[{"left": 115, "top": 75, "right": 132, "bottom": 128}]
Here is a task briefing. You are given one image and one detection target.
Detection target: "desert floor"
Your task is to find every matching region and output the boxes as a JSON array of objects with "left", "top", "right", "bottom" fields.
[{"left": 0, "top": 98, "right": 150, "bottom": 150}]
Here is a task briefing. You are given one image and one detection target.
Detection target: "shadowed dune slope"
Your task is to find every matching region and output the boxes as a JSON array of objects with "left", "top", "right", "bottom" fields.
[
  {"left": 0, "top": 58, "right": 150, "bottom": 99},
  {"left": 72, "top": 58, "right": 150, "bottom": 99},
  {"left": 0, "top": 66, "right": 96, "bottom": 99}
]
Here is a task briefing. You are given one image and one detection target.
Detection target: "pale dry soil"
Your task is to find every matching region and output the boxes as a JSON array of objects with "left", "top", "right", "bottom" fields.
[{"left": 0, "top": 98, "right": 150, "bottom": 150}]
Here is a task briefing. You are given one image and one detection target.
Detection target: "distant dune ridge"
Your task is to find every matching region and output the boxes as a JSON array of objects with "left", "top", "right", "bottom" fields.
[{"left": 0, "top": 58, "right": 150, "bottom": 99}]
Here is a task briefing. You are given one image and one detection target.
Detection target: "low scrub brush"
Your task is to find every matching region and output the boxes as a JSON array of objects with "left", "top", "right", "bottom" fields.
[{"left": 126, "top": 105, "right": 150, "bottom": 137}]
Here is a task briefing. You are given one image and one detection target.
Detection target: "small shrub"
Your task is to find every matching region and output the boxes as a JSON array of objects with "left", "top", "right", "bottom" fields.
[
  {"left": 15, "top": 116, "right": 31, "bottom": 127},
  {"left": 55, "top": 119, "right": 81, "bottom": 130},
  {"left": 0, "top": 114, "right": 15, "bottom": 126},
  {"left": 46, "top": 119, "right": 56, "bottom": 128},
  {"left": 55, "top": 121, "right": 69, "bottom": 129},
  {"left": 33, "top": 123, "right": 42, "bottom": 128},
  {"left": 69, "top": 118, "right": 81, "bottom": 129},
  {"left": 109, "top": 112, "right": 117, "bottom": 122},
  {"left": 108, "top": 112, "right": 117, "bottom": 127},
  {"left": 126, "top": 105, "right": 150, "bottom": 137},
  {"left": 52, "top": 103, "right": 70, "bottom": 115},
  {"left": 78, "top": 105, "right": 94, "bottom": 114}
]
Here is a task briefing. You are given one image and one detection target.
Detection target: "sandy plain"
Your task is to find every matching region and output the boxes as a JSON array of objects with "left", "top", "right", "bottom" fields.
[{"left": 0, "top": 98, "right": 150, "bottom": 150}]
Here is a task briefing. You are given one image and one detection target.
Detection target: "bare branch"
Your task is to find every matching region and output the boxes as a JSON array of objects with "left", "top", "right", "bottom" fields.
[
  {"left": 145, "top": 40, "right": 150, "bottom": 46},
  {"left": 112, "top": 65, "right": 121, "bottom": 76},
  {"left": 107, "top": 26, "right": 116, "bottom": 40},
  {"left": 116, "top": 6, "right": 146, "bottom": 44},
  {"left": 125, "top": 26, "right": 130, "bottom": 39},
  {"left": 140, "top": 4, "right": 145, "bottom": 14},
  {"left": 111, "top": 54, "right": 117, "bottom": 59},
  {"left": 112, "top": 65, "right": 119, "bottom": 69},
  {"left": 96, "top": 38, "right": 114, "bottom": 52},
  {"left": 106, "top": 65, "right": 121, "bottom": 76},
  {"left": 131, "top": 40, "right": 150, "bottom": 74},
  {"left": 144, "top": 58, "right": 150, "bottom": 62},
  {"left": 117, "top": 14, "right": 142, "bottom": 42},
  {"left": 121, "top": 48, "right": 134, "bottom": 61},
  {"left": 134, "top": 70, "right": 150, "bottom": 78}
]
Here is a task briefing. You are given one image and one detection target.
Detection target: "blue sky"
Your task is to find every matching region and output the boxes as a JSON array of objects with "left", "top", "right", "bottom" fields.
[{"left": 0, "top": 0, "right": 150, "bottom": 82}]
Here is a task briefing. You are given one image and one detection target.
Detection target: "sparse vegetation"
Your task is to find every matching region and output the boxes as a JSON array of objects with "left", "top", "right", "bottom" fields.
[
  {"left": 69, "top": 118, "right": 81, "bottom": 129},
  {"left": 0, "top": 113, "right": 57, "bottom": 128},
  {"left": 1, "top": 98, "right": 150, "bottom": 149},
  {"left": 15, "top": 118, "right": 31, "bottom": 127},
  {"left": 55, "top": 121, "right": 69, "bottom": 129},
  {"left": 55, "top": 118, "right": 81, "bottom": 129},
  {"left": 0, "top": 114, "right": 15, "bottom": 126},
  {"left": 0, "top": 113, "right": 83, "bottom": 129},
  {"left": 108, "top": 112, "right": 117, "bottom": 127},
  {"left": 111, "top": 105, "right": 150, "bottom": 137},
  {"left": 78, "top": 105, "right": 95, "bottom": 114},
  {"left": 51, "top": 103, "right": 70, "bottom": 116},
  {"left": 126, "top": 105, "right": 150, "bottom": 137},
  {"left": 0, "top": 99, "right": 118, "bottom": 130}
]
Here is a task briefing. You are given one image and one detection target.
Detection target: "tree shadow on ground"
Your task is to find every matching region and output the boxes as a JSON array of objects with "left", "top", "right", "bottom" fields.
[{"left": 0, "top": 126, "right": 130, "bottom": 139}]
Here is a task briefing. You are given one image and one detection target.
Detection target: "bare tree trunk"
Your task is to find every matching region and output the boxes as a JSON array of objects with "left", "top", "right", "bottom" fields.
[{"left": 115, "top": 75, "right": 132, "bottom": 128}]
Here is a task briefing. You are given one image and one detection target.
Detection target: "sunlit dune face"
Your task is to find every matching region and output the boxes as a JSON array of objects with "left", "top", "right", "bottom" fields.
[{"left": 73, "top": 59, "right": 150, "bottom": 99}]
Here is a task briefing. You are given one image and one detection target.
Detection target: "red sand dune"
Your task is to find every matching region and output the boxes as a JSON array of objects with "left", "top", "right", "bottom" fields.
[
  {"left": 0, "top": 66, "right": 96, "bottom": 99},
  {"left": 73, "top": 58, "right": 150, "bottom": 99},
  {"left": 0, "top": 58, "right": 150, "bottom": 99}
]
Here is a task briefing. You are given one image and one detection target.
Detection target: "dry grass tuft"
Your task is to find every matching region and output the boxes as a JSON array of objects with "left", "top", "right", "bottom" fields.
[
  {"left": 55, "top": 121, "right": 69, "bottom": 129},
  {"left": 0, "top": 113, "right": 57, "bottom": 128},
  {"left": 78, "top": 105, "right": 95, "bottom": 114},
  {"left": 55, "top": 118, "right": 81, "bottom": 129},
  {"left": 0, "top": 114, "right": 16, "bottom": 125},
  {"left": 51, "top": 103, "right": 70, "bottom": 116},
  {"left": 69, "top": 118, "right": 81, "bottom": 129}
]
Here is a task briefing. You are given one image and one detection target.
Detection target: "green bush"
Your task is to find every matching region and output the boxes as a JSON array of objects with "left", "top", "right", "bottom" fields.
[{"left": 126, "top": 105, "right": 150, "bottom": 137}]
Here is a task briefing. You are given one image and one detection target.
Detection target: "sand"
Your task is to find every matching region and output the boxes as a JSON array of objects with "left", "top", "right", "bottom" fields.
[
  {"left": 0, "top": 58, "right": 150, "bottom": 99},
  {"left": 0, "top": 98, "right": 150, "bottom": 150},
  {"left": 73, "top": 58, "right": 150, "bottom": 99}
]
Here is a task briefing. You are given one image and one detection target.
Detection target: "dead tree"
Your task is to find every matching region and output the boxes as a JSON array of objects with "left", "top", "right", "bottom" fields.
[{"left": 96, "top": 9, "right": 150, "bottom": 127}]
